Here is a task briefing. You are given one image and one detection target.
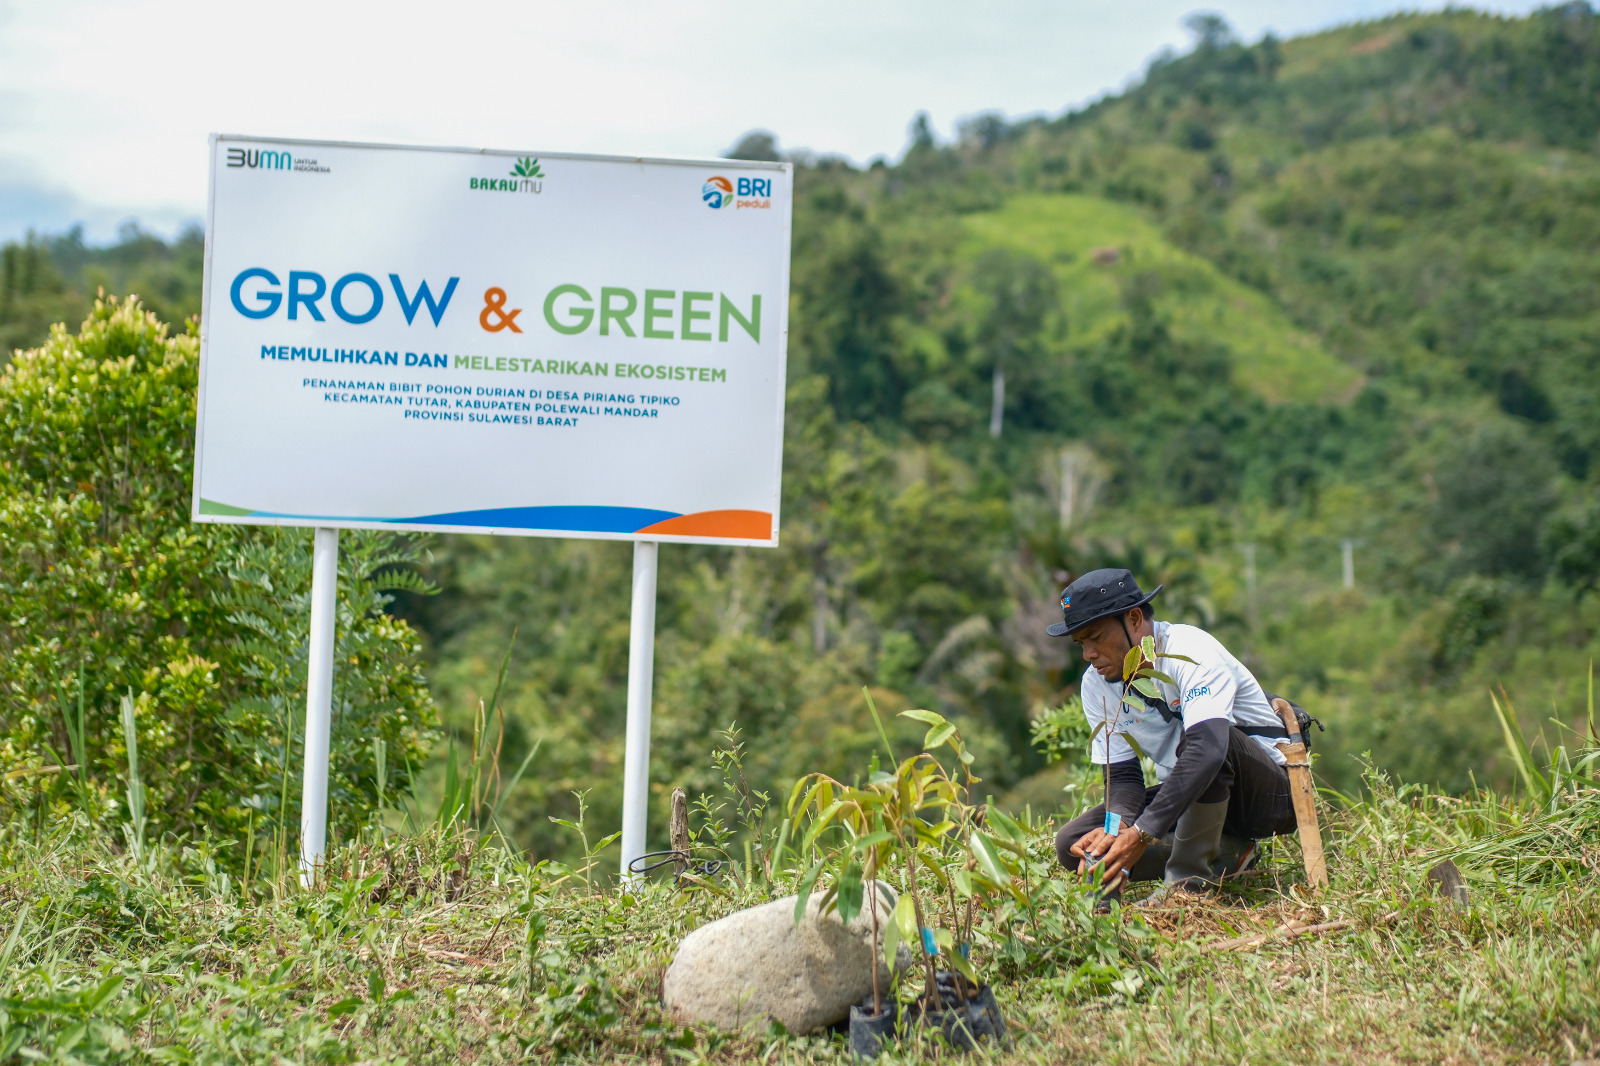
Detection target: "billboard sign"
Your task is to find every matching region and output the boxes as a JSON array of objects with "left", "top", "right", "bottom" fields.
[{"left": 194, "top": 135, "right": 793, "bottom": 546}]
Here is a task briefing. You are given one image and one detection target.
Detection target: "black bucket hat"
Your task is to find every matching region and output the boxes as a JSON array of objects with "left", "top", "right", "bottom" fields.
[{"left": 1046, "top": 568, "right": 1163, "bottom": 637}]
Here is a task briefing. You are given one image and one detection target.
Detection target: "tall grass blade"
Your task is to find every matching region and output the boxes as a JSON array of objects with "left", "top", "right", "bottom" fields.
[
  {"left": 862, "top": 687, "right": 897, "bottom": 764},
  {"left": 1490, "top": 687, "right": 1550, "bottom": 806},
  {"left": 490, "top": 738, "right": 542, "bottom": 823},
  {"left": 119, "top": 691, "right": 146, "bottom": 860},
  {"left": 1588, "top": 659, "right": 1596, "bottom": 746}
]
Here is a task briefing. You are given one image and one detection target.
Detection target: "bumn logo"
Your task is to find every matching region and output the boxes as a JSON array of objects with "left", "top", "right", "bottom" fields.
[
  {"left": 471, "top": 156, "right": 544, "bottom": 194},
  {"left": 226, "top": 148, "right": 289, "bottom": 170}
]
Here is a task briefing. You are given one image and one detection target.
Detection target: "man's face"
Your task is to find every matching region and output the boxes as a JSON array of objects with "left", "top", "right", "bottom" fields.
[{"left": 1071, "top": 615, "right": 1130, "bottom": 680}]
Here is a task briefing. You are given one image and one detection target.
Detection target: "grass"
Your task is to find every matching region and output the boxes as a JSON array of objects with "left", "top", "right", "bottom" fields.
[
  {"left": 1, "top": 764, "right": 1596, "bottom": 1065},
  {"left": 961, "top": 193, "right": 1364, "bottom": 406}
]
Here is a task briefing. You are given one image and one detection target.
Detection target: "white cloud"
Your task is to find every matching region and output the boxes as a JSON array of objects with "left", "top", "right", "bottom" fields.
[{"left": 0, "top": 0, "right": 1550, "bottom": 243}]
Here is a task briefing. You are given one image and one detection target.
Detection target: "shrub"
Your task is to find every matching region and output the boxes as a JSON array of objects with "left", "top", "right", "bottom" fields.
[{"left": 0, "top": 296, "right": 437, "bottom": 849}]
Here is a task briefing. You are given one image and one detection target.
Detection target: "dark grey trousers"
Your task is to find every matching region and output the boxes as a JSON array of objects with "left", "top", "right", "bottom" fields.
[{"left": 1053, "top": 724, "right": 1298, "bottom": 877}]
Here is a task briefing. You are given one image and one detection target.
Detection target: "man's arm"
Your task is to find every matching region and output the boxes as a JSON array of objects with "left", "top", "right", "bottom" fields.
[
  {"left": 1092, "top": 719, "right": 1231, "bottom": 884},
  {"left": 1132, "top": 717, "right": 1230, "bottom": 839},
  {"left": 1106, "top": 758, "right": 1146, "bottom": 821},
  {"left": 1068, "top": 758, "right": 1146, "bottom": 864}
]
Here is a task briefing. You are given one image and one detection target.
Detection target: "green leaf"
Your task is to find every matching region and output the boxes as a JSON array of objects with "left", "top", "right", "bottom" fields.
[
  {"left": 85, "top": 973, "right": 125, "bottom": 1012},
  {"left": 892, "top": 893, "right": 918, "bottom": 943},
  {"left": 1121, "top": 646, "right": 1143, "bottom": 681},
  {"left": 1141, "top": 635, "right": 1156, "bottom": 660},
  {"left": 985, "top": 803, "right": 1028, "bottom": 843},
  {"left": 970, "top": 830, "right": 1011, "bottom": 885},
  {"left": 1156, "top": 652, "right": 1198, "bottom": 664},
  {"left": 924, "top": 722, "right": 957, "bottom": 749},
  {"left": 851, "top": 830, "right": 895, "bottom": 851},
  {"left": 1491, "top": 688, "right": 1550, "bottom": 804},
  {"left": 1122, "top": 733, "right": 1150, "bottom": 761},
  {"left": 801, "top": 798, "right": 848, "bottom": 853},
  {"left": 1131, "top": 678, "right": 1161, "bottom": 699},
  {"left": 1144, "top": 669, "right": 1177, "bottom": 685},
  {"left": 836, "top": 861, "right": 865, "bottom": 926},
  {"left": 327, "top": 997, "right": 362, "bottom": 1020},
  {"left": 794, "top": 859, "right": 825, "bottom": 924},
  {"left": 900, "top": 708, "right": 947, "bottom": 726}
]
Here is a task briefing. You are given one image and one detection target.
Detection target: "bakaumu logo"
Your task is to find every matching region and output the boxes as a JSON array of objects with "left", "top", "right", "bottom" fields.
[{"left": 471, "top": 157, "right": 544, "bottom": 194}]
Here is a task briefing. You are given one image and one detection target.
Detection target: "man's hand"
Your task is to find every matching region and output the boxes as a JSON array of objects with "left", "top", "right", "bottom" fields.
[
  {"left": 1068, "top": 827, "right": 1114, "bottom": 867},
  {"left": 1080, "top": 825, "right": 1149, "bottom": 886}
]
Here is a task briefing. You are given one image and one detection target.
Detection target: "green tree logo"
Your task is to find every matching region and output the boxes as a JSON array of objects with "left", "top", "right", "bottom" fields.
[{"left": 511, "top": 157, "right": 544, "bottom": 179}]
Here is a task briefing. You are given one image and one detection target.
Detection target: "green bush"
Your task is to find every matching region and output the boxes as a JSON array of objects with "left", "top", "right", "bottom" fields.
[{"left": 0, "top": 296, "right": 437, "bottom": 850}]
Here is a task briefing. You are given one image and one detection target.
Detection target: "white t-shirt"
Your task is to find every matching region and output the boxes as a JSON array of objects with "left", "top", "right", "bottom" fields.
[{"left": 1079, "top": 620, "right": 1288, "bottom": 781}]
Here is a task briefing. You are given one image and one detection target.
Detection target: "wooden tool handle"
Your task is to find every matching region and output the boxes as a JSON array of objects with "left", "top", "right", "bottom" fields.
[
  {"left": 1273, "top": 696, "right": 1301, "bottom": 739},
  {"left": 1271, "top": 698, "right": 1329, "bottom": 890}
]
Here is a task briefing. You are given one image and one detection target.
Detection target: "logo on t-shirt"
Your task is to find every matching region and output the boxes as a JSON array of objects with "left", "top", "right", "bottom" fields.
[{"left": 1185, "top": 685, "right": 1211, "bottom": 701}]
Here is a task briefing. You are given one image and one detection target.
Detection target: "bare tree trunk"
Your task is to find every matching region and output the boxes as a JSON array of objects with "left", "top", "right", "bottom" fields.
[
  {"left": 670, "top": 787, "right": 690, "bottom": 874},
  {"left": 1058, "top": 448, "right": 1077, "bottom": 531},
  {"left": 812, "top": 570, "right": 828, "bottom": 654},
  {"left": 989, "top": 364, "right": 1005, "bottom": 439}
]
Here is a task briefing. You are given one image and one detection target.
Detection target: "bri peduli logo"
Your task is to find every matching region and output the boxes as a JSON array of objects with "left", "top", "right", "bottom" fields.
[
  {"left": 702, "top": 175, "right": 774, "bottom": 210},
  {"left": 702, "top": 176, "right": 733, "bottom": 209},
  {"left": 470, "top": 157, "right": 544, "bottom": 194}
]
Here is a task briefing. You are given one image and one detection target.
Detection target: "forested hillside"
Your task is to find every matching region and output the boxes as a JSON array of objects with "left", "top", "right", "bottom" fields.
[{"left": 4, "top": 5, "right": 1598, "bottom": 861}]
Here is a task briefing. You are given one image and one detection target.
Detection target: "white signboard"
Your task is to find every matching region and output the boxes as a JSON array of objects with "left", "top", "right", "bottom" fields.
[{"left": 194, "top": 135, "right": 792, "bottom": 546}]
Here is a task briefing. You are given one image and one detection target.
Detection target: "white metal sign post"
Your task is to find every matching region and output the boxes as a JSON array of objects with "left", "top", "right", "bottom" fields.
[
  {"left": 193, "top": 135, "right": 792, "bottom": 885},
  {"left": 619, "top": 541, "right": 659, "bottom": 878},
  {"left": 300, "top": 527, "right": 339, "bottom": 885}
]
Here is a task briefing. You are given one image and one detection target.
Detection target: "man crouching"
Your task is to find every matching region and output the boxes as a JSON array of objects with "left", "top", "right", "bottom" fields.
[{"left": 1048, "top": 568, "right": 1299, "bottom": 905}]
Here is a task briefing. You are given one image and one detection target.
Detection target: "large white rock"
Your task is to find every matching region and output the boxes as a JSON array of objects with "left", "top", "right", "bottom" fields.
[{"left": 663, "top": 881, "right": 908, "bottom": 1033}]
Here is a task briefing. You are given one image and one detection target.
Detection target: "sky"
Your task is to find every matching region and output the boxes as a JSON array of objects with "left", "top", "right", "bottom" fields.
[{"left": 0, "top": 0, "right": 1550, "bottom": 245}]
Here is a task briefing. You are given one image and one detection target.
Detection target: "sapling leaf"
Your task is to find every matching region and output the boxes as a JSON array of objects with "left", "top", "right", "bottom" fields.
[
  {"left": 1141, "top": 635, "right": 1156, "bottom": 660},
  {"left": 892, "top": 893, "right": 918, "bottom": 946},
  {"left": 952, "top": 867, "right": 973, "bottom": 897},
  {"left": 1157, "top": 652, "right": 1198, "bottom": 664},
  {"left": 900, "top": 708, "right": 948, "bottom": 726},
  {"left": 1122, "top": 646, "right": 1143, "bottom": 681},
  {"left": 1123, "top": 733, "right": 1150, "bottom": 761},
  {"left": 925, "top": 723, "right": 957, "bottom": 749},
  {"left": 1131, "top": 678, "right": 1161, "bottom": 699},
  {"left": 794, "top": 859, "right": 825, "bottom": 924},
  {"left": 836, "top": 861, "right": 864, "bottom": 926},
  {"left": 786, "top": 775, "right": 815, "bottom": 817},
  {"left": 882, "top": 908, "right": 901, "bottom": 964},
  {"left": 971, "top": 831, "right": 1011, "bottom": 885},
  {"left": 1121, "top": 695, "right": 1148, "bottom": 710},
  {"left": 985, "top": 803, "right": 1028, "bottom": 843},
  {"left": 868, "top": 770, "right": 896, "bottom": 787},
  {"left": 801, "top": 798, "right": 848, "bottom": 853},
  {"left": 1144, "top": 669, "right": 1177, "bottom": 685},
  {"left": 852, "top": 830, "right": 894, "bottom": 851}
]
